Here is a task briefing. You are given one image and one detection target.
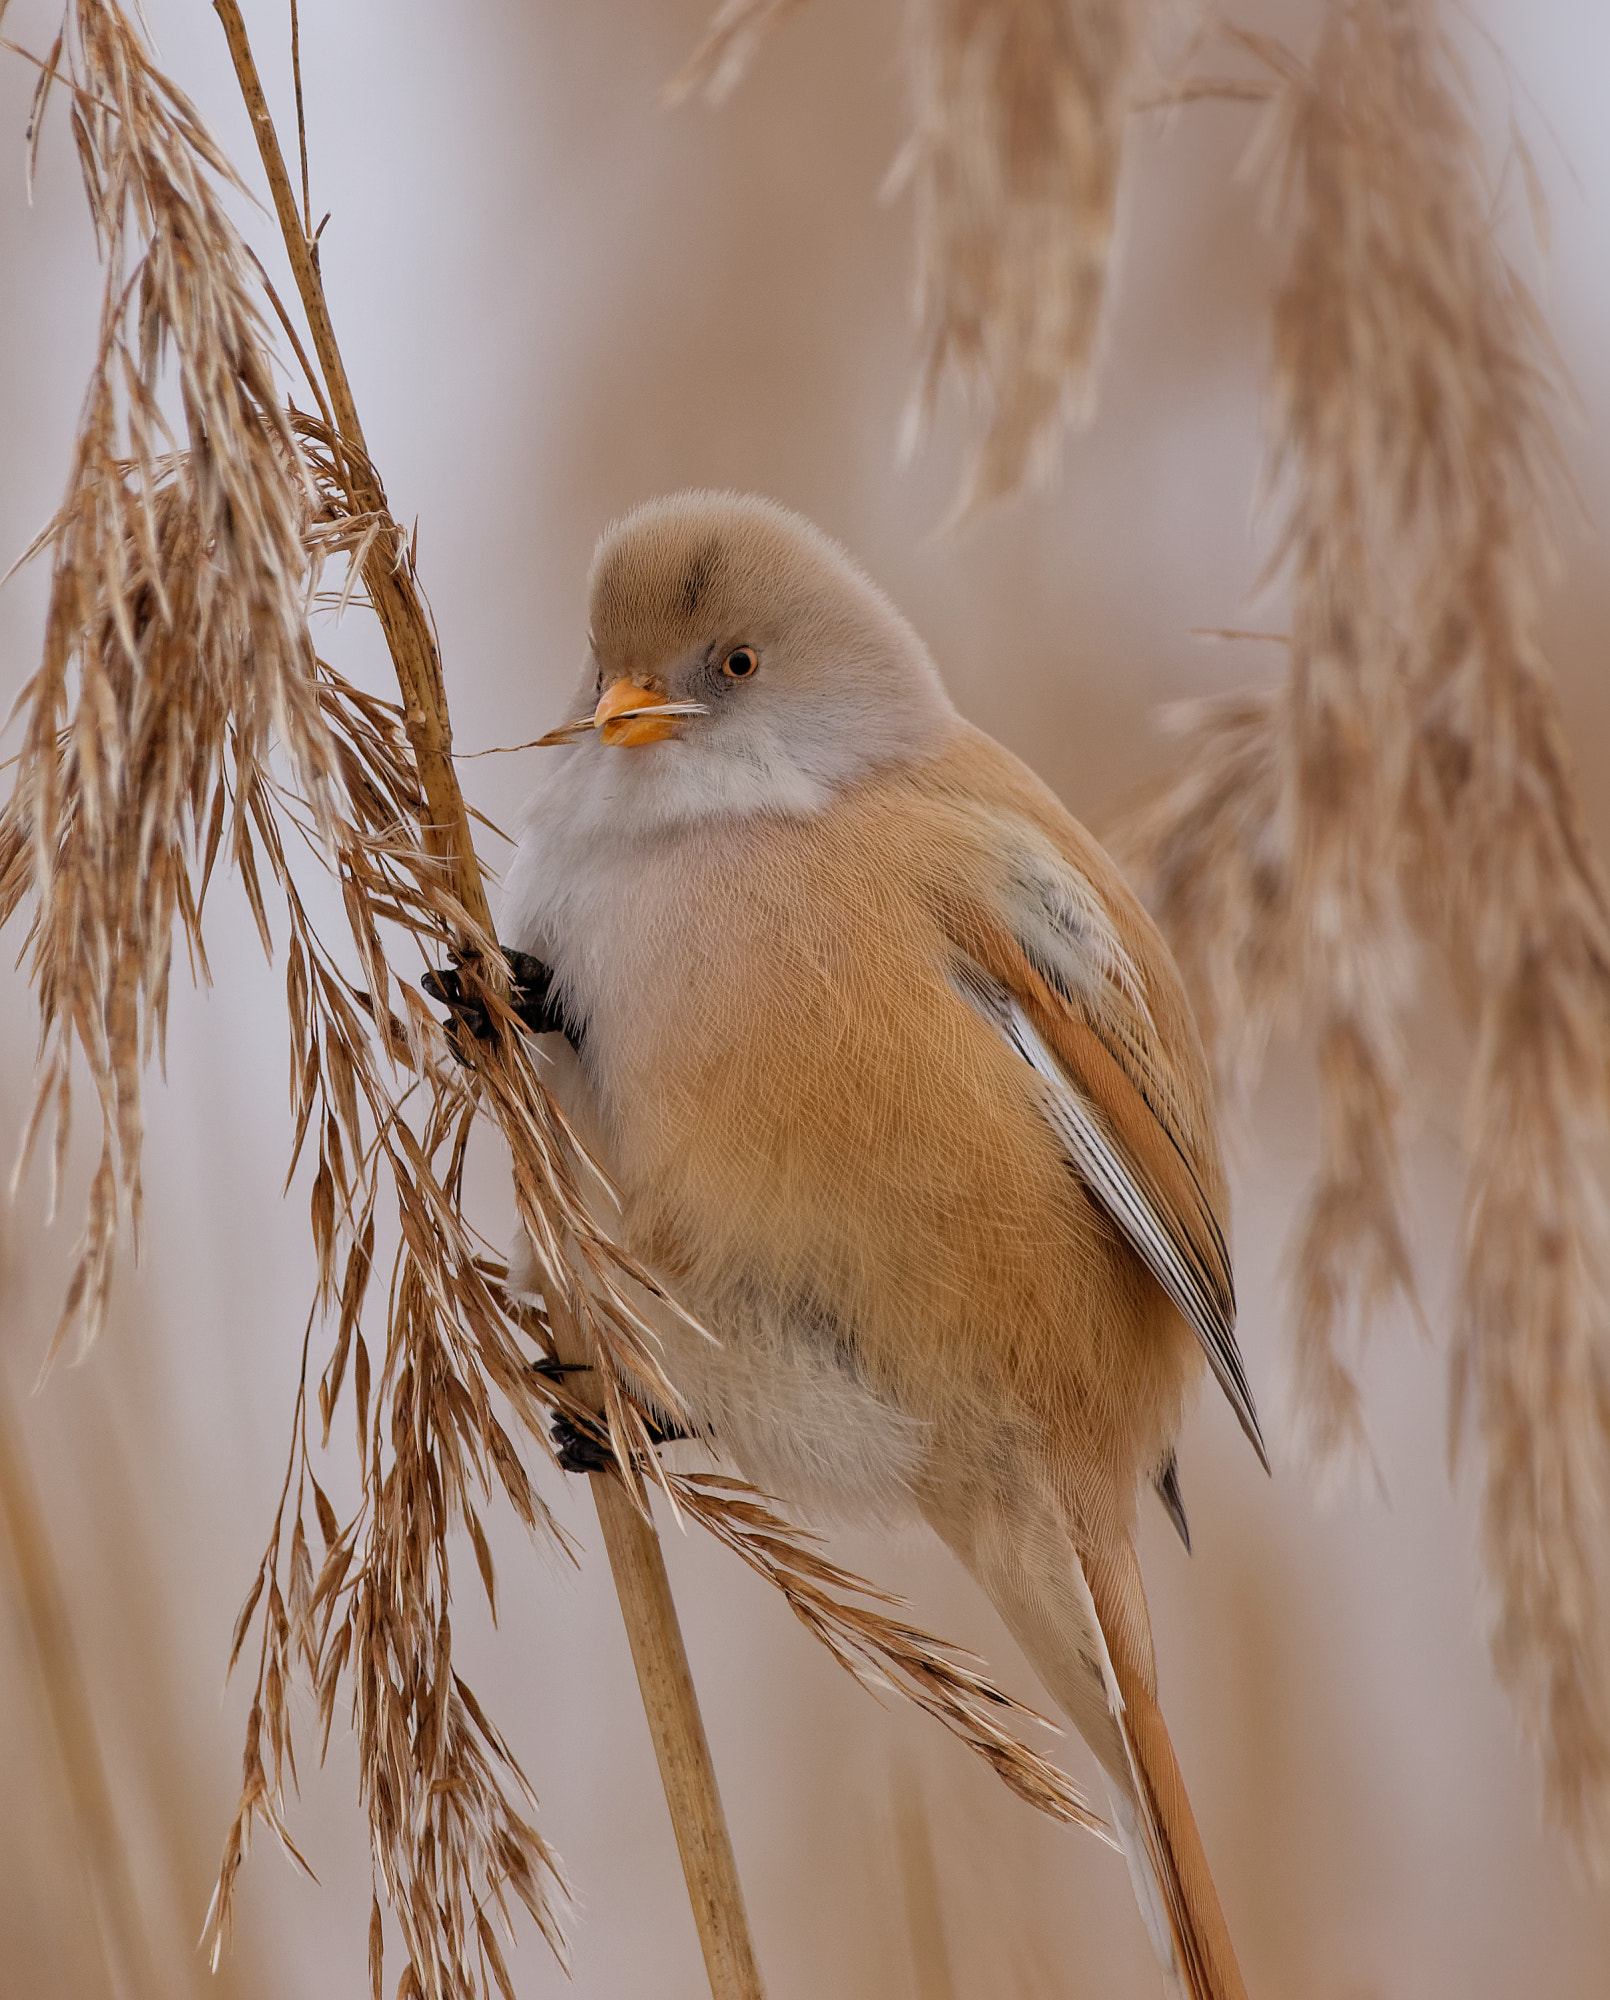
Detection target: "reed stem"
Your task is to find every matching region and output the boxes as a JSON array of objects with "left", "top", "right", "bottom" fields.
[
  {"left": 548, "top": 1292, "right": 767, "bottom": 1999},
  {"left": 210, "top": 7, "right": 765, "bottom": 1990}
]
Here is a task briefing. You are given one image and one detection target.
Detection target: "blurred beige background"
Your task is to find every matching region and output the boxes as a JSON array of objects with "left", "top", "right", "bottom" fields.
[{"left": 2, "top": 1, "right": 1609, "bottom": 1995}]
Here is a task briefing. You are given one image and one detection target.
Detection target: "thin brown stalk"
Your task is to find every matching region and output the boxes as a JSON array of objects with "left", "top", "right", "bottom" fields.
[
  {"left": 595, "top": 1474, "right": 769, "bottom": 1997},
  {"left": 210, "top": 0, "right": 479, "bottom": 928},
  {"left": 288, "top": 0, "right": 311, "bottom": 240},
  {"left": 541, "top": 1286, "right": 765, "bottom": 2000},
  {"left": 0, "top": 1368, "right": 159, "bottom": 2000}
]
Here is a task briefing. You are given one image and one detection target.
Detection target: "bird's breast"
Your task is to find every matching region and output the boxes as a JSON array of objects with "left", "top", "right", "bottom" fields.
[{"left": 511, "top": 770, "right": 1174, "bottom": 1462}]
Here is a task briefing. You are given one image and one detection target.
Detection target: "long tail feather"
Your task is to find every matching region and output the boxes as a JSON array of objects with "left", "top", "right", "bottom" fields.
[
  {"left": 1112, "top": 1666, "right": 1248, "bottom": 2000},
  {"left": 1108, "top": 1781, "right": 1187, "bottom": 1997},
  {"left": 920, "top": 1478, "right": 1248, "bottom": 2000}
]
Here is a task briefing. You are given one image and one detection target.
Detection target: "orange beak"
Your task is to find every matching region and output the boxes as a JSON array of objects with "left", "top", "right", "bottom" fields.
[
  {"left": 535, "top": 678, "right": 706, "bottom": 748},
  {"left": 594, "top": 678, "right": 679, "bottom": 747}
]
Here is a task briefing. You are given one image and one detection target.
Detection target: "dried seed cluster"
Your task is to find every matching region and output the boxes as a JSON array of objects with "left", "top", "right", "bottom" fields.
[
  {"left": 891, "top": 0, "right": 1147, "bottom": 514},
  {"left": 1, "top": 0, "right": 333, "bottom": 1367}
]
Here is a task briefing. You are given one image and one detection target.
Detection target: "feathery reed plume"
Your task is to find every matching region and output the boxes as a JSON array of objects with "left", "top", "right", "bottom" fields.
[
  {"left": 675, "top": 0, "right": 1149, "bottom": 514},
  {"left": 1236, "top": 4, "right": 1423, "bottom": 1486},
  {"left": 194, "top": 639, "right": 586, "bottom": 1993},
  {"left": 1113, "top": 0, "right": 1610, "bottom": 1860},
  {"left": 889, "top": 0, "right": 1149, "bottom": 513},
  {"left": 6, "top": 9, "right": 1126, "bottom": 1988},
  {"left": 0, "top": 0, "right": 332, "bottom": 1370}
]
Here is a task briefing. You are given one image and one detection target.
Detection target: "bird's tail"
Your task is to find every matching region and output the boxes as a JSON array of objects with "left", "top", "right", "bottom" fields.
[
  {"left": 1107, "top": 1660, "right": 1247, "bottom": 2000},
  {"left": 920, "top": 1476, "right": 1248, "bottom": 1999}
]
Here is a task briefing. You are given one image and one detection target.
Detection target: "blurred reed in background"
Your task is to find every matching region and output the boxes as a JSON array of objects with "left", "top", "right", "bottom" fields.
[{"left": 1113, "top": 1, "right": 1610, "bottom": 1862}]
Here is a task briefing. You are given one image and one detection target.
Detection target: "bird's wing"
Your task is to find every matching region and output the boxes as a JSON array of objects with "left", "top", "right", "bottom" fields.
[
  {"left": 951, "top": 934, "right": 1264, "bottom": 1468},
  {"left": 921, "top": 738, "right": 1265, "bottom": 1467}
]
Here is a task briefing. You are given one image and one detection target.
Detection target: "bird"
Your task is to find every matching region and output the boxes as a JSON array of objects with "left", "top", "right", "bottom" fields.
[{"left": 495, "top": 490, "right": 1265, "bottom": 1999}]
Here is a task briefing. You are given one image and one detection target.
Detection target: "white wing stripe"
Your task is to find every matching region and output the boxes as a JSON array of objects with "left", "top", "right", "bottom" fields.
[{"left": 955, "top": 963, "right": 1268, "bottom": 1470}]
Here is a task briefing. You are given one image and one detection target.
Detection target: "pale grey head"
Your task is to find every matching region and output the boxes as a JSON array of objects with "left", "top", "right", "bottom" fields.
[{"left": 540, "top": 491, "right": 958, "bottom": 824}]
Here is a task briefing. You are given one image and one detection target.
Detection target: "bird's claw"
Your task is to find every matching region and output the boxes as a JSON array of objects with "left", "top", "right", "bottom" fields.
[
  {"left": 547, "top": 1398, "right": 696, "bottom": 1476},
  {"left": 551, "top": 1412, "right": 616, "bottom": 1475},
  {"left": 422, "top": 947, "right": 581, "bottom": 1059},
  {"left": 422, "top": 963, "right": 490, "bottom": 1061}
]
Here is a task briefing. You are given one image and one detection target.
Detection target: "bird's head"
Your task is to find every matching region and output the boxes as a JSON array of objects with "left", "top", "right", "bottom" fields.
[{"left": 538, "top": 492, "right": 956, "bottom": 814}]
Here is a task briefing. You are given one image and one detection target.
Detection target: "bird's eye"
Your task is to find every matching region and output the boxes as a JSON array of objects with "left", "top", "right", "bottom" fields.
[{"left": 722, "top": 646, "right": 758, "bottom": 679}]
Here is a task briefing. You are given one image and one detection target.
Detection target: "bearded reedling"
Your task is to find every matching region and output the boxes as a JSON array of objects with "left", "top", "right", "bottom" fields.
[{"left": 488, "top": 493, "right": 1264, "bottom": 1999}]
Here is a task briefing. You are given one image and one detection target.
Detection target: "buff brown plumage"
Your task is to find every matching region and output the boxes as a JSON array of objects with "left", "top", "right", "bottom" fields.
[{"left": 503, "top": 491, "right": 1264, "bottom": 1999}]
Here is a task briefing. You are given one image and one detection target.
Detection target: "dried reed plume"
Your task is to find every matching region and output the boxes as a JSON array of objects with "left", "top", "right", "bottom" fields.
[
  {"left": 892, "top": 0, "right": 1148, "bottom": 511},
  {"left": 678, "top": 0, "right": 1150, "bottom": 514},
  {"left": 669, "top": 1471, "right": 1106, "bottom": 1835},
  {"left": 4, "top": 6, "right": 1113, "bottom": 1990},
  {"left": 0, "top": 0, "right": 332, "bottom": 1368},
  {"left": 1114, "top": 0, "right": 1610, "bottom": 1860}
]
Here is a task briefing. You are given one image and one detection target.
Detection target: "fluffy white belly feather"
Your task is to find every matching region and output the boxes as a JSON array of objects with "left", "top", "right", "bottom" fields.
[{"left": 503, "top": 758, "right": 929, "bottom": 1521}]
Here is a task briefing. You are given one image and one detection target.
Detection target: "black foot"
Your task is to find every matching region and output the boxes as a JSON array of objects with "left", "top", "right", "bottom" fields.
[
  {"left": 551, "top": 1412, "right": 616, "bottom": 1475},
  {"left": 548, "top": 1403, "right": 697, "bottom": 1476},
  {"left": 423, "top": 948, "right": 582, "bottom": 1060}
]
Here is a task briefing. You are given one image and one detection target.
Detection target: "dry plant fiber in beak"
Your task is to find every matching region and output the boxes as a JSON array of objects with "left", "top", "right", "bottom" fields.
[{"left": 504, "top": 489, "right": 1265, "bottom": 1998}]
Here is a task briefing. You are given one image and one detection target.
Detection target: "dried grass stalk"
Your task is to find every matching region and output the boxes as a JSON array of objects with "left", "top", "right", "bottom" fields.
[
  {"left": 675, "top": 0, "right": 1149, "bottom": 514},
  {"left": 1113, "top": 0, "right": 1610, "bottom": 1860},
  {"left": 6, "top": 7, "right": 1121, "bottom": 1989},
  {"left": 889, "top": 0, "right": 1149, "bottom": 514}
]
